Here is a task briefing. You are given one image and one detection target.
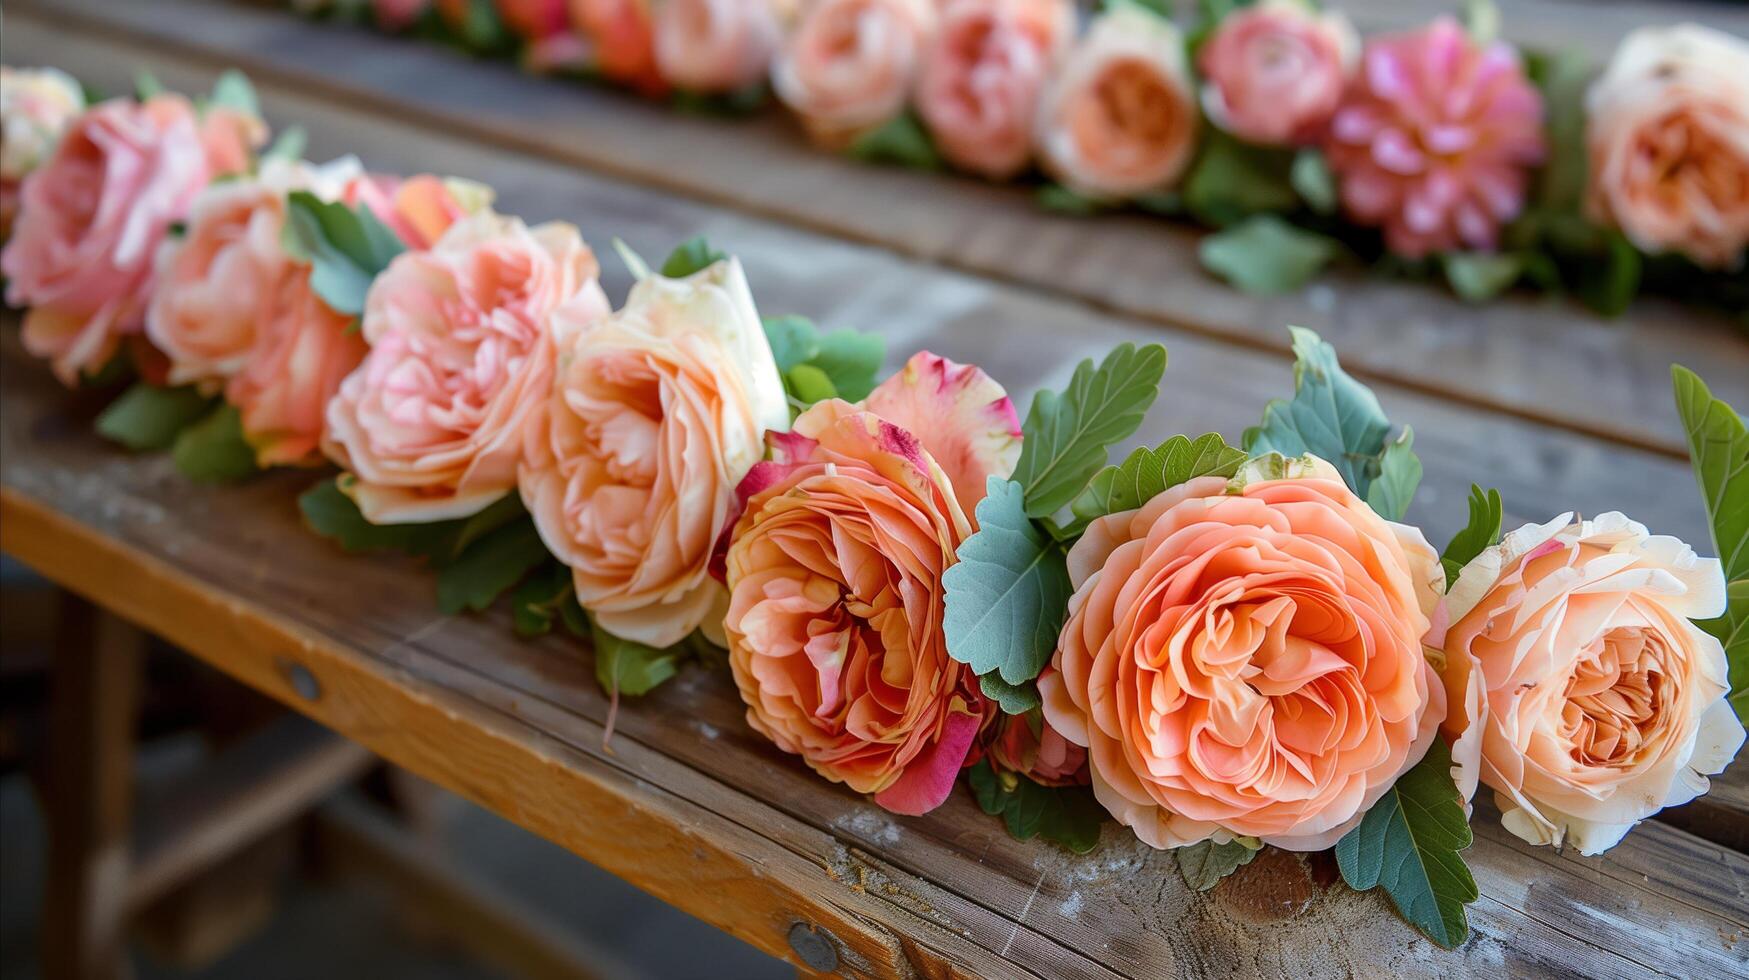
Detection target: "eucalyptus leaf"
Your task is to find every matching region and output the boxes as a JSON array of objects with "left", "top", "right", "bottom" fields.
[
  {"left": 1011, "top": 342, "right": 1168, "bottom": 519},
  {"left": 942, "top": 478, "right": 1073, "bottom": 685},
  {"left": 1244, "top": 326, "right": 1392, "bottom": 495},
  {"left": 762, "top": 315, "right": 821, "bottom": 372},
  {"left": 980, "top": 672, "right": 1042, "bottom": 714},
  {"left": 95, "top": 383, "right": 213, "bottom": 452},
  {"left": 1200, "top": 216, "right": 1339, "bottom": 295},
  {"left": 1365, "top": 427, "right": 1422, "bottom": 522}
]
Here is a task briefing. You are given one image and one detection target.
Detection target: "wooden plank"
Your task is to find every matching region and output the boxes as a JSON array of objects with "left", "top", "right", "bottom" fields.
[{"left": 20, "top": 0, "right": 1749, "bottom": 460}]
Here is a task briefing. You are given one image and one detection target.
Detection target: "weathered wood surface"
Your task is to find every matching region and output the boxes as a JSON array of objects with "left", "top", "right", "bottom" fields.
[{"left": 21, "top": 0, "right": 1749, "bottom": 461}]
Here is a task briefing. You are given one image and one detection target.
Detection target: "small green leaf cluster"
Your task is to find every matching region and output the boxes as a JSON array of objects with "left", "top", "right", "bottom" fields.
[
  {"left": 965, "top": 760, "right": 1104, "bottom": 854},
  {"left": 282, "top": 190, "right": 409, "bottom": 319},
  {"left": 95, "top": 384, "right": 261, "bottom": 485}
]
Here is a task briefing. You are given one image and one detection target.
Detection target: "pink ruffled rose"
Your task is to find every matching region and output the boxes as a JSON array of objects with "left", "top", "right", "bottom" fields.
[
  {"left": 653, "top": 0, "right": 788, "bottom": 94},
  {"left": 773, "top": 0, "right": 935, "bottom": 148},
  {"left": 1040, "top": 456, "right": 1453, "bottom": 850},
  {"left": 2, "top": 94, "right": 258, "bottom": 384},
  {"left": 1034, "top": 3, "right": 1196, "bottom": 199},
  {"left": 323, "top": 212, "right": 608, "bottom": 523},
  {"left": 1585, "top": 24, "right": 1749, "bottom": 269},
  {"left": 1197, "top": 0, "right": 1356, "bottom": 147},
  {"left": 569, "top": 0, "right": 668, "bottom": 95},
  {"left": 1, "top": 67, "right": 86, "bottom": 240},
  {"left": 916, "top": 0, "right": 1074, "bottom": 180},
  {"left": 1438, "top": 513, "right": 1745, "bottom": 855},
  {"left": 226, "top": 270, "right": 369, "bottom": 467},
  {"left": 1324, "top": 17, "right": 1545, "bottom": 258},
  {"left": 723, "top": 351, "right": 1022, "bottom": 814},
  {"left": 522, "top": 255, "right": 788, "bottom": 648},
  {"left": 986, "top": 705, "right": 1088, "bottom": 787}
]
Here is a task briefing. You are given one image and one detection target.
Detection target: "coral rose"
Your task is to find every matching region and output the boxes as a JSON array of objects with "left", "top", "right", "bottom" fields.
[
  {"left": 1034, "top": 2, "right": 1196, "bottom": 199},
  {"left": 1438, "top": 512, "right": 1745, "bottom": 855},
  {"left": 1197, "top": 0, "right": 1356, "bottom": 147},
  {"left": 1, "top": 66, "right": 85, "bottom": 240},
  {"left": 773, "top": 0, "right": 935, "bottom": 148},
  {"left": 372, "top": 0, "right": 433, "bottom": 31},
  {"left": 653, "top": 0, "right": 787, "bottom": 94},
  {"left": 1585, "top": 24, "right": 1749, "bottom": 269},
  {"left": 2, "top": 94, "right": 256, "bottom": 384},
  {"left": 1323, "top": 17, "right": 1544, "bottom": 258},
  {"left": 569, "top": 0, "right": 667, "bottom": 94},
  {"left": 723, "top": 352, "right": 1022, "bottom": 814},
  {"left": 323, "top": 212, "right": 609, "bottom": 523},
  {"left": 1040, "top": 456, "right": 1450, "bottom": 850},
  {"left": 227, "top": 271, "right": 370, "bottom": 467},
  {"left": 915, "top": 0, "right": 1074, "bottom": 180},
  {"left": 986, "top": 706, "right": 1088, "bottom": 787},
  {"left": 522, "top": 255, "right": 788, "bottom": 648}
]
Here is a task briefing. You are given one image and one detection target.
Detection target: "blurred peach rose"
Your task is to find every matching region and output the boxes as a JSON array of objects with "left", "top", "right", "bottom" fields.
[
  {"left": 1, "top": 94, "right": 249, "bottom": 384},
  {"left": 343, "top": 172, "right": 495, "bottom": 251},
  {"left": 723, "top": 352, "right": 1022, "bottom": 814},
  {"left": 915, "top": 0, "right": 1073, "bottom": 179},
  {"left": 570, "top": 0, "right": 668, "bottom": 94},
  {"left": 773, "top": 0, "right": 935, "bottom": 148},
  {"left": 1438, "top": 512, "right": 1745, "bottom": 855},
  {"left": 1040, "top": 456, "right": 1451, "bottom": 850},
  {"left": 1585, "top": 24, "right": 1749, "bottom": 269},
  {"left": 497, "top": 0, "right": 570, "bottom": 37},
  {"left": 522, "top": 255, "right": 788, "bottom": 648},
  {"left": 986, "top": 706, "right": 1087, "bottom": 787},
  {"left": 1034, "top": 2, "right": 1195, "bottom": 199},
  {"left": 654, "top": 0, "right": 787, "bottom": 94},
  {"left": 1197, "top": 0, "right": 1356, "bottom": 147},
  {"left": 323, "top": 212, "right": 608, "bottom": 523},
  {"left": 1, "top": 66, "right": 85, "bottom": 239}
]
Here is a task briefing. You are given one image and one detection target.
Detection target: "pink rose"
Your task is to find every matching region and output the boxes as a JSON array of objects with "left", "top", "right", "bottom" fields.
[
  {"left": 986, "top": 706, "right": 1088, "bottom": 787},
  {"left": 1, "top": 66, "right": 86, "bottom": 240},
  {"left": 915, "top": 0, "right": 1073, "bottom": 179},
  {"left": 1034, "top": 3, "right": 1196, "bottom": 199},
  {"left": 322, "top": 212, "right": 608, "bottom": 523},
  {"left": 1324, "top": 17, "right": 1545, "bottom": 258},
  {"left": 569, "top": 0, "right": 668, "bottom": 95},
  {"left": 653, "top": 0, "right": 787, "bottom": 94},
  {"left": 1197, "top": 0, "right": 1356, "bottom": 147},
  {"left": 497, "top": 0, "right": 570, "bottom": 38},
  {"left": 1585, "top": 24, "right": 1749, "bottom": 269},
  {"left": 2, "top": 95, "right": 245, "bottom": 384},
  {"left": 373, "top": 0, "right": 433, "bottom": 31},
  {"left": 522, "top": 255, "right": 788, "bottom": 647},
  {"left": 342, "top": 172, "right": 495, "bottom": 252},
  {"left": 773, "top": 0, "right": 935, "bottom": 148}
]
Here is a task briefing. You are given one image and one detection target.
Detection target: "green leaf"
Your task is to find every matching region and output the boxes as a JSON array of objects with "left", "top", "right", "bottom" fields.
[
  {"left": 979, "top": 672, "right": 1041, "bottom": 713},
  {"left": 1011, "top": 342, "right": 1168, "bottom": 519},
  {"left": 1070, "top": 432, "right": 1248, "bottom": 524},
  {"left": 284, "top": 191, "right": 406, "bottom": 315},
  {"left": 1573, "top": 230, "right": 1642, "bottom": 317},
  {"left": 1175, "top": 838, "right": 1260, "bottom": 892},
  {"left": 1527, "top": 48, "right": 1592, "bottom": 213},
  {"left": 1442, "top": 252, "right": 1524, "bottom": 303},
  {"left": 208, "top": 69, "right": 259, "bottom": 116},
  {"left": 1291, "top": 150, "right": 1337, "bottom": 216},
  {"left": 1365, "top": 427, "right": 1422, "bottom": 522},
  {"left": 435, "top": 518, "right": 551, "bottom": 614},
  {"left": 1440, "top": 486, "right": 1504, "bottom": 585},
  {"left": 1335, "top": 737, "right": 1478, "bottom": 949},
  {"left": 943, "top": 478, "right": 1073, "bottom": 688},
  {"left": 1200, "top": 215, "right": 1339, "bottom": 295},
  {"left": 847, "top": 112, "right": 941, "bottom": 171},
  {"left": 1244, "top": 326, "right": 1391, "bottom": 496},
  {"left": 263, "top": 125, "right": 308, "bottom": 165},
  {"left": 511, "top": 561, "right": 573, "bottom": 637},
  {"left": 95, "top": 384, "right": 213, "bottom": 451},
  {"left": 1461, "top": 0, "right": 1500, "bottom": 44},
  {"left": 172, "top": 404, "right": 259, "bottom": 483},
  {"left": 1037, "top": 184, "right": 1108, "bottom": 216},
  {"left": 593, "top": 621, "right": 684, "bottom": 698},
  {"left": 134, "top": 70, "right": 164, "bottom": 101},
  {"left": 1673, "top": 365, "right": 1749, "bottom": 722},
  {"left": 659, "top": 236, "right": 726, "bottom": 278},
  {"left": 762, "top": 315, "right": 820, "bottom": 373},
  {"left": 965, "top": 760, "right": 1104, "bottom": 853},
  {"left": 298, "top": 477, "right": 477, "bottom": 563},
  {"left": 785, "top": 363, "right": 837, "bottom": 405},
  {"left": 1183, "top": 130, "right": 1298, "bottom": 227},
  {"left": 448, "top": 491, "right": 532, "bottom": 559},
  {"left": 812, "top": 330, "right": 884, "bottom": 402}
]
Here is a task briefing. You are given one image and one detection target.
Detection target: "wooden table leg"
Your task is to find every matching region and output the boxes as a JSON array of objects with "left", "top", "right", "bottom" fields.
[{"left": 40, "top": 594, "right": 144, "bottom": 980}]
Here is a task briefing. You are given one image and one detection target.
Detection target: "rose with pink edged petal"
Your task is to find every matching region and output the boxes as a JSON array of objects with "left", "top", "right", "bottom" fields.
[
  {"left": 773, "top": 0, "right": 936, "bottom": 149},
  {"left": 323, "top": 211, "right": 609, "bottom": 523},
  {"left": 653, "top": 0, "right": 790, "bottom": 95},
  {"left": 521, "top": 255, "right": 788, "bottom": 648},
  {"left": 985, "top": 702, "right": 1088, "bottom": 788},
  {"left": 1197, "top": 0, "right": 1357, "bottom": 148},
  {"left": 723, "top": 351, "right": 1023, "bottom": 814}
]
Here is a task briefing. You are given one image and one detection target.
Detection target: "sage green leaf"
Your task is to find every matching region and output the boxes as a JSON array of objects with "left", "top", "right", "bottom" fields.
[
  {"left": 1365, "top": 427, "right": 1422, "bottom": 522},
  {"left": 979, "top": 672, "right": 1042, "bottom": 713},
  {"left": 785, "top": 363, "right": 837, "bottom": 405},
  {"left": 1335, "top": 737, "right": 1478, "bottom": 949},
  {"left": 262, "top": 125, "right": 308, "bottom": 165},
  {"left": 1673, "top": 365, "right": 1749, "bottom": 722},
  {"left": 285, "top": 191, "right": 406, "bottom": 315},
  {"left": 208, "top": 69, "right": 259, "bottom": 116},
  {"left": 943, "top": 478, "right": 1073, "bottom": 686},
  {"left": 659, "top": 236, "right": 726, "bottom": 278},
  {"left": 1011, "top": 342, "right": 1168, "bottom": 519},
  {"left": 1183, "top": 131, "right": 1298, "bottom": 227},
  {"left": 436, "top": 518, "right": 551, "bottom": 615},
  {"left": 1200, "top": 216, "right": 1339, "bottom": 295},
  {"left": 1175, "top": 838, "right": 1260, "bottom": 892},
  {"left": 1440, "top": 486, "right": 1504, "bottom": 585},
  {"left": 812, "top": 329, "right": 884, "bottom": 402},
  {"left": 301, "top": 478, "right": 458, "bottom": 559},
  {"left": 172, "top": 404, "right": 259, "bottom": 483},
  {"left": 1071, "top": 432, "right": 1248, "bottom": 524},
  {"left": 1037, "top": 184, "right": 1108, "bottom": 216},
  {"left": 847, "top": 112, "right": 941, "bottom": 171},
  {"left": 96, "top": 383, "right": 213, "bottom": 451},
  {"left": 593, "top": 621, "right": 684, "bottom": 698},
  {"left": 1244, "top": 326, "right": 1390, "bottom": 494},
  {"left": 965, "top": 760, "right": 1104, "bottom": 854},
  {"left": 1291, "top": 150, "right": 1337, "bottom": 215},
  {"left": 762, "top": 315, "right": 820, "bottom": 372},
  {"left": 134, "top": 70, "right": 164, "bottom": 101},
  {"left": 1443, "top": 253, "right": 1524, "bottom": 303}
]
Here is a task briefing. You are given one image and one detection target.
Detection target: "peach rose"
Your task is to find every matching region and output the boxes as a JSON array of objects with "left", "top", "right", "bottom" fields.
[
  {"left": 1197, "top": 0, "right": 1356, "bottom": 147},
  {"left": 1040, "top": 456, "right": 1451, "bottom": 850},
  {"left": 915, "top": 0, "right": 1074, "bottom": 179},
  {"left": 1585, "top": 24, "right": 1749, "bottom": 269},
  {"left": 570, "top": 0, "right": 668, "bottom": 94},
  {"left": 724, "top": 352, "right": 1022, "bottom": 814},
  {"left": 773, "top": 0, "right": 935, "bottom": 148},
  {"left": 1438, "top": 512, "right": 1744, "bottom": 855},
  {"left": 653, "top": 0, "right": 788, "bottom": 94},
  {"left": 1, "top": 94, "right": 250, "bottom": 384},
  {"left": 1034, "top": 2, "right": 1196, "bottom": 199},
  {"left": 986, "top": 706, "right": 1087, "bottom": 787},
  {"left": 323, "top": 212, "right": 608, "bottom": 523},
  {"left": 522, "top": 255, "right": 788, "bottom": 648}
]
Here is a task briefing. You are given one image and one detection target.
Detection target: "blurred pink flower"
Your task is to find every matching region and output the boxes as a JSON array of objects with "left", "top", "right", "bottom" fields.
[
  {"left": 1197, "top": 0, "right": 1356, "bottom": 147},
  {"left": 372, "top": 0, "right": 432, "bottom": 31}
]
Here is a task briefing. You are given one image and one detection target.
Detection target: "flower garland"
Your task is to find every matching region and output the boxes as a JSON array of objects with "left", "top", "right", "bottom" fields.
[
  {"left": 3, "top": 65, "right": 1746, "bottom": 951},
  {"left": 284, "top": 0, "right": 1749, "bottom": 316}
]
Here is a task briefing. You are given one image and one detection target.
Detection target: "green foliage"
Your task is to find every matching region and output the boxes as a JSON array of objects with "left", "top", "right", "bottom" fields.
[
  {"left": 1335, "top": 737, "right": 1478, "bottom": 949},
  {"left": 511, "top": 561, "right": 588, "bottom": 638},
  {"left": 283, "top": 190, "right": 407, "bottom": 315},
  {"left": 1673, "top": 366, "right": 1749, "bottom": 723},
  {"left": 134, "top": 70, "right": 164, "bottom": 101},
  {"left": 942, "top": 479, "right": 1073, "bottom": 689},
  {"left": 1070, "top": 432, "right": 1247, "bottom": 525},
  {"left": 1526, "top": 48, "right": 1593, "bottom": 214},
  {"left": 979, "top": 673, "right": 1041, "bottom": 714},
  {"left": 966, "top": 760, "right": 1105, "bottom": 854},
  {"left": 1010, "top": 342, "right": 1168, "bottom": 519},
  {"left": 593, "top": 622, "right": 686, "bottom": 698},
  {"left": 1440, "top": 486, "right": 1504, "bottom": 586},
  {"left": 262, "top": 126, "right": 308, "bottom": 165},
  {"left": 760, "top": 315, "right": 885, "bottom": 408},
  {"left": 659, "top": 236, "right": 727, "bottom": 278},
  {"left": 1183, "top": 130, "right": 1298, "bottom": 227},
  {"left": 1290, "top": 150, "right": 1337, "bottom": 216},
  {"left": 436, "top": 519, "right": 551, "bottom": 614},
  {"left": 1442, "top": 253, "right": 1525, "bottom": 303},
  {"left": 810, "top": 330, "right": 884, "bottom": 402},
  {"left": 847, "top": 112, "right": 942, "bottom": 171},
  {"left": 1200, "top": 216, "right": 1339, "bottom": 295},
  {"left": 95, "top": 384, "right": 213, "bottom": 452},
  {"left": 1365, "top": 428, "right": 1423, "bottom": 522},
  {"left": 1175, "top": 838, "right": 1260, "bottom": 892},
  {"left": 1036, "top": 184, "right": 1109, "bottom": 216},
  {"left": 207, "top": 70, "right": 259, "bottom": 117},
  {"left": 172, "top": 405, "right": 258, "bottom": 483}
]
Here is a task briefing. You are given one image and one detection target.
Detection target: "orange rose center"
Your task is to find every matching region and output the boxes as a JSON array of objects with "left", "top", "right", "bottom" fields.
[
  {"left": 1633, "top": 110, "right": 1749, "bottom": 214},
  {"left": 1076, "top": 58, "right": 1181, "bottom": 154},
  {"left": 1561, "top": 627, "right": 1671, "bottom": 768}
]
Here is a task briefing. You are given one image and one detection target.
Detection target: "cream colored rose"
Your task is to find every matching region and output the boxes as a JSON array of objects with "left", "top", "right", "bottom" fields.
[
  {"left": 521, "top": 255, "right": 788, "bottom": 648},
  {"left": 1586, "top": 24, "right": 1749, "bottom": 269},
  {"left": 0, "top": 66, "right": 85, "bottom": 183},
  {"left": 653, "top": 0, "right": 790, "bottom": 94},
  {"left": 1439, "top": 512, "right": 1745, "bottom": 855}
]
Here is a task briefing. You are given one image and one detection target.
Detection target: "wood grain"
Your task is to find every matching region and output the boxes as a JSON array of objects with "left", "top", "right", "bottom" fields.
[{"left": 22, "top": 0, "right": 1749, "bottom": 460}]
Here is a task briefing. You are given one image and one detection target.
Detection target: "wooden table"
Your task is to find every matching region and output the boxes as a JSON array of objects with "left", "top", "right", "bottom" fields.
[{"left": 4, "top": 1, "right": 1747, "bottom": 977}]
